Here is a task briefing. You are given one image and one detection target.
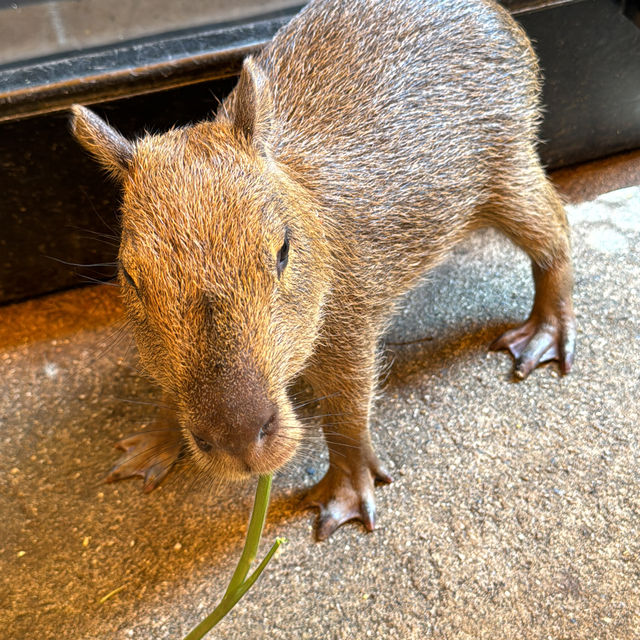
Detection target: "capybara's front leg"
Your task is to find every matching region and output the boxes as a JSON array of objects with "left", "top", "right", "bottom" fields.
[
  {"left": 105, "top": 399, "right": 183, "bottom": 492},
  {"left": 301, "top": 335, "right": 392, "bottom": 540}
]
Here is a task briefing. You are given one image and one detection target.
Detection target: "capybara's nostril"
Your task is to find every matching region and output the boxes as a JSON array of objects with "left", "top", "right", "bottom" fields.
[
  {"left": 191, "top": 432, "right": 213, "bottom": 453},
  {"left": 258, "top": 411, "right": 278, "bottom": 441}
]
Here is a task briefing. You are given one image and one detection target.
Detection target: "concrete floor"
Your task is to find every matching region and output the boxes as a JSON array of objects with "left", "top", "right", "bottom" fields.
[{"left": 1, "top": 169, "right": 639, "bottom": 639}]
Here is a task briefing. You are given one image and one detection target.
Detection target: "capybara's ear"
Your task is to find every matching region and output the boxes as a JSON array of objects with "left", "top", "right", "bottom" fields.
[
  {"left": 232, "top": 56, "right": 274, "bottom": 155},
  {"left": 70, "top": 105, "right": 134, "bottom": 180}
]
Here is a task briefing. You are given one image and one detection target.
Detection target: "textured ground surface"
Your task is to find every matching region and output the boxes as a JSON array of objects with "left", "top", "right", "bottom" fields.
[{"left": 1, "top": 180, "right": 639, "bottom": 639}]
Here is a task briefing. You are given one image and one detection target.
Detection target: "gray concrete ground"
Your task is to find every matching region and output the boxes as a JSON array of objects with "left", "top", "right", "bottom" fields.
[{"left": 1, "top": 184, "right": 639, "bottom": 639}]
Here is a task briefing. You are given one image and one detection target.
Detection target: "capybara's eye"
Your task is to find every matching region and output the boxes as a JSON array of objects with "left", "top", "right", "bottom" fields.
[
  {"left": 119, "top": 262, "right": 138, "bottom": 290},
  {"left": 276, "top": 231, "right": 290, "bottom": 278}
]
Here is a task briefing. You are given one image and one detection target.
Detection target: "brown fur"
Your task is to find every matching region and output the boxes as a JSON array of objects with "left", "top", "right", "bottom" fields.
[{"left": 71, "top": 0, "right": 575, "bottom": 539}]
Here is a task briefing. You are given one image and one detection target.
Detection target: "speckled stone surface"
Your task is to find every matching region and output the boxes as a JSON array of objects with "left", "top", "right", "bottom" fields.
[{"left": 1, "top": 185, "right": 639, "bottom": 639}]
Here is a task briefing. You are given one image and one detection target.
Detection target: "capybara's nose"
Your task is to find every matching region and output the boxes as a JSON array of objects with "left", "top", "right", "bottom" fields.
[
  {"left": 191, "top": 432, "right": 214, "bottom": 453},
  {"left": 190, "top": 401, "right": 280, "bottom": 459}
]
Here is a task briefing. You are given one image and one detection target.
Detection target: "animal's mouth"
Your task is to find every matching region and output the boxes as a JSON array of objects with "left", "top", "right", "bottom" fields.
[{"left": 187, "top": 405, "right": 302, "bottom": 481}]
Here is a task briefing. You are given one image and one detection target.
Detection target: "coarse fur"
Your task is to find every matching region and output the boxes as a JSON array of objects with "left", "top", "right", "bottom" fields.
[{"left": 71, "top": 0, "right": 575, "bottom": 539}]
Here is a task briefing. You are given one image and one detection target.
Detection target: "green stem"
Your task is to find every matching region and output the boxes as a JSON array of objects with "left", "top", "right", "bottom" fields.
[
  {"left": 183, "top": 474, "right": 280, "bottom": 640},
  {"left": 229, "top": 537, "right": 285, "bottom": 603},
  {"left": 224, "top": 474, "right": 273, "bottom": 597},
  {"left": 184, "top": 537, "right": 285, "bottom": 637}
]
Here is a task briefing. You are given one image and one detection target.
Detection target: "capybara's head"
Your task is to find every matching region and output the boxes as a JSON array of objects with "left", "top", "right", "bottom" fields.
[{"left": 71, "top": 58, "right": 330, "bottom": 479}]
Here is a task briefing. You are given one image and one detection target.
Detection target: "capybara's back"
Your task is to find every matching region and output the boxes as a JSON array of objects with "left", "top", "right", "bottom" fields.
[
  {"left": 244, "top": 0, "right": 545, "bottom": 292},
  {"left": 71, "top": 0, "right": 576, "bottom": 540}
]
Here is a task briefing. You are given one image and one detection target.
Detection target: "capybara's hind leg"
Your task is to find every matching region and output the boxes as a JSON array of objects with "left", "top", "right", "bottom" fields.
[
  {"left": 488, "top": 154, "right": 576, "bottom": 379},
  {"left": 491, "top": 259, "right": 575, "bottom": 378}
]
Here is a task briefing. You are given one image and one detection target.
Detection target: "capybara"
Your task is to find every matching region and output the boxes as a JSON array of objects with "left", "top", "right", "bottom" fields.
[{"left": 71, "top": 0, "right": 575, "bottom": 540}]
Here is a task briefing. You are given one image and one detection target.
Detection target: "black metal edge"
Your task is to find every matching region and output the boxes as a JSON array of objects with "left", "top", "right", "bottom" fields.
[
  {"left": 0, "top": 7, "right": 304, "bottom": 122},
  {"left": 0, "top": 1, "right": 599, "bottom": 123},
  {"left": 505, "top": 0, "right": 588, "bottom": 14}
]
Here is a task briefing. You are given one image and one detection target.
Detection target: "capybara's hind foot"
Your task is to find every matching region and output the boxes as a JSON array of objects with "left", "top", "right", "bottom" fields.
[
  {"left": 105, "top": 428, "right": 183, "bottom": 492},
  {"left": 300, "top": 457, "right": 392, "bottom": 541},
  {"left": 491, "top": 313, "right": 576, "bottom": 379}
]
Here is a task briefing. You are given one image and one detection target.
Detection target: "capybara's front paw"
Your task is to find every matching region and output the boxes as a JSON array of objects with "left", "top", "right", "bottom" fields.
[
  {"left": 300, "top": 457, "right": 392, "bottom": 541},
  {"left": 491, "top": 311, "right": 576, "bottom": 379},
  {"left": 105, "top": 427, "right": 183, "bottom": 492}
]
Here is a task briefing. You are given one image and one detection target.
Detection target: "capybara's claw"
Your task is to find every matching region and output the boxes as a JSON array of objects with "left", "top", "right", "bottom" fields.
[
  {"left": 300, "top": 462, "right": 392, "bottom": 541},
  {"left": 315, "top": 496, "right": 376, "bottom": 541},
  {"left": 105, "top": 428, "right": 183, "bottom": 492},
  {"left": 491, "top": 314, "right": 576, "bottom": 379}
]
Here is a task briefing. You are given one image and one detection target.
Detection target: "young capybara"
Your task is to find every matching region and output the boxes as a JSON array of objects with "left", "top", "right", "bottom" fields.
[{"left": 71, "top": 0, "right": 575, "bottom": 540}]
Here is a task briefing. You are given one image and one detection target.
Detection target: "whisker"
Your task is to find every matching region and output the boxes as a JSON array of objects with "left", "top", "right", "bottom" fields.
[
  {"left": 77, "top": 274, "right": 120, "bottom": 287},
  {"left": 45, "top": 256, "right": 119, "bottom": 268},
  {"left": 297, "top": 413, "right": 345, "bottom": 422},
  {"left": 281, "top": 451, "right": 327, "bottom": 475},
  {"left": 295, "top": 424, "right": 360, "bottom": 445},
  {"left": 83, "top": 323, "right": 131, "bottom": 369},
  {"left": 78, "top": 187, "right": 120, "bottom": 236},
  {"left": 70, "top": 226, "right": 119, "bottom": 242},
  {"left": 314, "top": 429, "right": 356, "bottom": 440},
  {"left": 112, "top": 397, "right": 172, "bottom": 409},
  {"left": 292, "top": 391, "right": 342, "bottom": 411},
  {"left": 83, "top": 318, "right": 134, "bottom": 368},
  {"left": 183, "top": 462, "right": 211, "bottom": 497},
  {"left": 322, "top": 439, "right": 360, "bottom": 452},
  {"left": 283, "top": 441, "right": 325, "bottom": 457},
  {"left": 116, "top": 427, "right": 181, "bottom": 437},
  {"left": 70, "top": 228, "right": 120, "bottom": 249},
  {"left": 75, "top": 236, "right": 119, "bottom": 249},
  {"left": 119, "top": 332, "right": 136, "bottom": 364}
]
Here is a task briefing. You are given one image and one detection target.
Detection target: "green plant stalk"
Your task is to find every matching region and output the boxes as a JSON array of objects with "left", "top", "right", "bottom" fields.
[
  {"left": 224, "top": 473, "right": 273, "bottom": 597},
  {"left": 183, "top": 474, "right": 283, "bottom": 640}
]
